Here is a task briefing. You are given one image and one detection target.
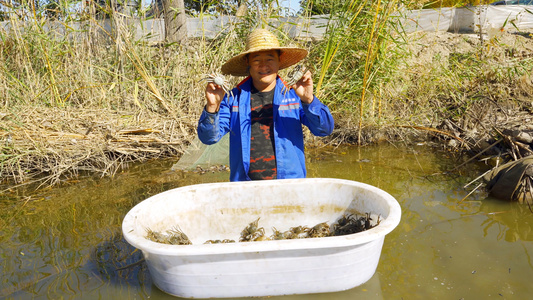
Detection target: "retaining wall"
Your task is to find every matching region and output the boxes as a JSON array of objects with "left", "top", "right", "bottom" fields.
[
  {"left": 1, "top": 6, "right": 532, "bottom": 43},
  {"left": 401, "top": 5, "right": 533, "bottom": 33}
]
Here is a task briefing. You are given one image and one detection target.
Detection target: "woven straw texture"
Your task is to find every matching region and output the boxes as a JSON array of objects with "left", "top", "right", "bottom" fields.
[{"left": 221, "top": 29, "right": 308, "bottom": 76}]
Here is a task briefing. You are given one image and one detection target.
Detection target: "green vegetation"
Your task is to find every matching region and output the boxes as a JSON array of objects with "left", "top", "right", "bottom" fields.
[
  {"left": 422, "top": 1, "right": 493, "bottom": 8},
  {"left": 1, "top": 0, "right": 533, "bottom": 187}
]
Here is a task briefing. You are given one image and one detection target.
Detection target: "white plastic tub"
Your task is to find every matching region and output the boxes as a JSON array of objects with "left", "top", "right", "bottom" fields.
[{"left": 122, "top": 178, "right": 401, "bottom": 298}]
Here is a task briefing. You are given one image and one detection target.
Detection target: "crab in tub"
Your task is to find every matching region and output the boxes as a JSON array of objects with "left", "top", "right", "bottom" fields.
[
  {"left": 122, "top": 178, "right": 402, "bottom": 299},
  {"left": 239, "top": 217, "right": 267, "bottom": 242}
]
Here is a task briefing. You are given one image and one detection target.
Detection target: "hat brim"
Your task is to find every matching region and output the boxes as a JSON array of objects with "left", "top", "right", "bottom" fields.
[{"left": 221, "top": 47, "right": 308, "bottom": 77}]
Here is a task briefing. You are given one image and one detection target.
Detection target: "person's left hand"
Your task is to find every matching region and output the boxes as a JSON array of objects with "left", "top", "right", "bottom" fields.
[{"left": 291, "top": 70, "right": 314, "bottom": 104}]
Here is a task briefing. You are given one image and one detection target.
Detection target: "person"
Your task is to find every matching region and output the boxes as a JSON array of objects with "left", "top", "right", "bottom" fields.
[{"left": 197, "top": 28, "right": 334, "bottom": 181}]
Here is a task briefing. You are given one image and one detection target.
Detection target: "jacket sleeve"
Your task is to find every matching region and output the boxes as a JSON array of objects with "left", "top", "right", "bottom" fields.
[
  {"left": 301, "top": 96, "right": 334, "bottom": 136},
  {"left": 197, "top": 96, "right": 231, "bottom": 145}
]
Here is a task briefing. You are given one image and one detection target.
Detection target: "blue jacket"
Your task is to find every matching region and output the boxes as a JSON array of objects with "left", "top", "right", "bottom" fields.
[{"left": 197, "top": 76, "right": 334, "bottom": 181}]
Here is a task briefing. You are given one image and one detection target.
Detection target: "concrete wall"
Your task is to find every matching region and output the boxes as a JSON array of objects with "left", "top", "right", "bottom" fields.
[
  {"left": 1, "top": 6, "right": 532, "bottom": 43},
  {"left": 399, "top": 5, "right": 533, "bottom": 33},
  {"left": 0, "top": 15, "right": 329, "bottom": 43}
]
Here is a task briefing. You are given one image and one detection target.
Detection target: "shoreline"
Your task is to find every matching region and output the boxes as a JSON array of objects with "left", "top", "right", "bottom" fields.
[{"left": 2, "top": 99, "right": 532, "bottom": 191}]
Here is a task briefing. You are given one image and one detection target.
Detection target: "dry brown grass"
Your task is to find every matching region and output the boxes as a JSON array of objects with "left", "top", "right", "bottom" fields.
[
  {"left": 0, "top": 15, "right": 241, "bottom": 189},
  {"left": 0, "top": 106, "right": 197, "bottom": 189}
]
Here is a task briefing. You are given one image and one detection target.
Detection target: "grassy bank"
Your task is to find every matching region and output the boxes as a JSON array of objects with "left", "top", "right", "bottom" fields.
[{"left": 1, "top": 0, "right": 533, "bottom": 189}]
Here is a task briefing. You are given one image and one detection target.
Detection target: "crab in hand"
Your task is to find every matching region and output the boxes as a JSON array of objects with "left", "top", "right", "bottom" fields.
[
  {"left": 287, "top": 64, "right": 307, "bottom": 86},
  {"left": 283, "top": 64, "right": 308, "bottom": 95},
  {"left": 201, "top": 73, "right": 234, "bottom": 99}
]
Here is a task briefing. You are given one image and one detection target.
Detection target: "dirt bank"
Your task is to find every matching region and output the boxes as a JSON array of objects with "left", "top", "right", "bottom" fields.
[
  {"left": 403, "top": 30, "right": 533, "bottom": 153},
  {"left": 333, "top": 29, "right": 533, "bottom": 146}
]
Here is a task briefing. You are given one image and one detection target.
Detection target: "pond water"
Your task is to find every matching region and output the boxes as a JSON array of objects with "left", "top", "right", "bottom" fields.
[{"left": 1, "top": 143, "right": 532, "bottom": 299}]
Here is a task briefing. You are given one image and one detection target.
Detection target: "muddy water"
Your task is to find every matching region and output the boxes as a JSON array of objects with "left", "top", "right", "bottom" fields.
[{"left": 1, "top": 144, "right": 532, "bottom": 299}]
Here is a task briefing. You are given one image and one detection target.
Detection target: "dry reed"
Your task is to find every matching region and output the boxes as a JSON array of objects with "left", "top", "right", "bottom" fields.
[{"left": 0, "top": 106, "right": 194, "bottom": 189}]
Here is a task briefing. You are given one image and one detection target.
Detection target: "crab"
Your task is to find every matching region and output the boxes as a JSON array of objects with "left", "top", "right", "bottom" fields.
[
  {"left": 201, "top": 73, "right": 234, "bottom": 99},
  {"left": 283, "top": 225, "right": 310, "bottom": 239},
  {"left": 167, "top": 226, "right": 192, "bottom": 245},
  {"left": 239, "top": 217, "right": 266, "bottom": 242},
  {"left": 308, "top": 222, "right": 331, "bottom": 238},
  {"left": 270, "top": 227, "right": 285, "bottom": 240},
  {"left": 283, "top": 64, "right": 308, "bottom": 95},
  {"left": 145, "top": 228, "right": 167, "bottom": 244},
  {"left": 333, "top": 214, "right": 354, "bottom": 234},
  {"left": 332, "top": 213, "right": 378, "bottom": 236},
  {"left": 145, "top": 226, "right": 192, "bottom": 245},
  {"left": 204, "top": 239, "right": 235, "bottom": 244}
]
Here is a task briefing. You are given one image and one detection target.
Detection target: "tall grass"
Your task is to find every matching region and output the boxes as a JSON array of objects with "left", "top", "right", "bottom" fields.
[
  {"left": 1, "top": 0, "right": 533, "bottom": 185},
  {"left": 0, "top": 3, "right": 207, "bottom": 186},
  {"left": 301, "top": 0, "right": 533, "bottom": 145},
  {"left": 0, "top": 0, "right": 302, "bottom": 185},
  {"left": 423, "top": 1, "right": 494, "bottom": 8},
  {"left": 1, "top": 4, "right": 196, "bottom": 112},
  {"left": 1, "top": 0, "right": 524, "bottom": 110},
  {"left": 306, "top": 0, "right": 407, "bottom": 143}
]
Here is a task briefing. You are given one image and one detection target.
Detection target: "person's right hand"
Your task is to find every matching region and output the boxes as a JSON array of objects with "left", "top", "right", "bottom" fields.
[{"left": 205, "top": 82, "right": 226, "bottom": 113}]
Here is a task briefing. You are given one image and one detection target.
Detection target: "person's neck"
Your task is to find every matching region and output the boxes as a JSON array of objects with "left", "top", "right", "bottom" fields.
[{"left": 252, "top": 78, "right": 277, "bottom": 92}]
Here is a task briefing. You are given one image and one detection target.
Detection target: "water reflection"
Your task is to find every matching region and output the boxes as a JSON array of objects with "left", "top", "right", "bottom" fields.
[
  {"left": 1, "top": 144, "right": 532, "bottom": 299},
  {"left": 479, "top": 200, "right": 533, "bottom": 242}
]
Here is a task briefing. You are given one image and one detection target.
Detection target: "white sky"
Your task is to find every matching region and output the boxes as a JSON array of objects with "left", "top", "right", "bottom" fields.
[{"left": 281, "top": 0, "right": 301, "bottom": 13}]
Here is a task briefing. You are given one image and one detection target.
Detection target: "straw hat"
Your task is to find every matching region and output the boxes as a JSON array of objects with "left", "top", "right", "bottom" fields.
[{"left": 221, "top": 29, "right": 308, "bottom": 76}]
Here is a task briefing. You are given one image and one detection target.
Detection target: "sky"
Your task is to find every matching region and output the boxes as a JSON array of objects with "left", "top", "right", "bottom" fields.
[{"left": 281, "top": 0, "right": 301, "bottom": 13}]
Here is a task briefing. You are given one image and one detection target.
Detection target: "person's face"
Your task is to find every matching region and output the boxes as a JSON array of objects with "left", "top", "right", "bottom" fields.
[{"left": 246, "top": 50, "right": 280, "bottom": 91}]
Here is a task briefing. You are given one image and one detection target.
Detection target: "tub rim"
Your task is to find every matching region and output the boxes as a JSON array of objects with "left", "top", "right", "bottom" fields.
[{"left": 122, "top": 177, "right": 401, "bottom": 256}]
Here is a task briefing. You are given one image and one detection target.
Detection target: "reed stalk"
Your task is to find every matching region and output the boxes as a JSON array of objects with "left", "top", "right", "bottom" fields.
[{"left": 307, "top": 0, "right": 406, "bottom": 144}]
